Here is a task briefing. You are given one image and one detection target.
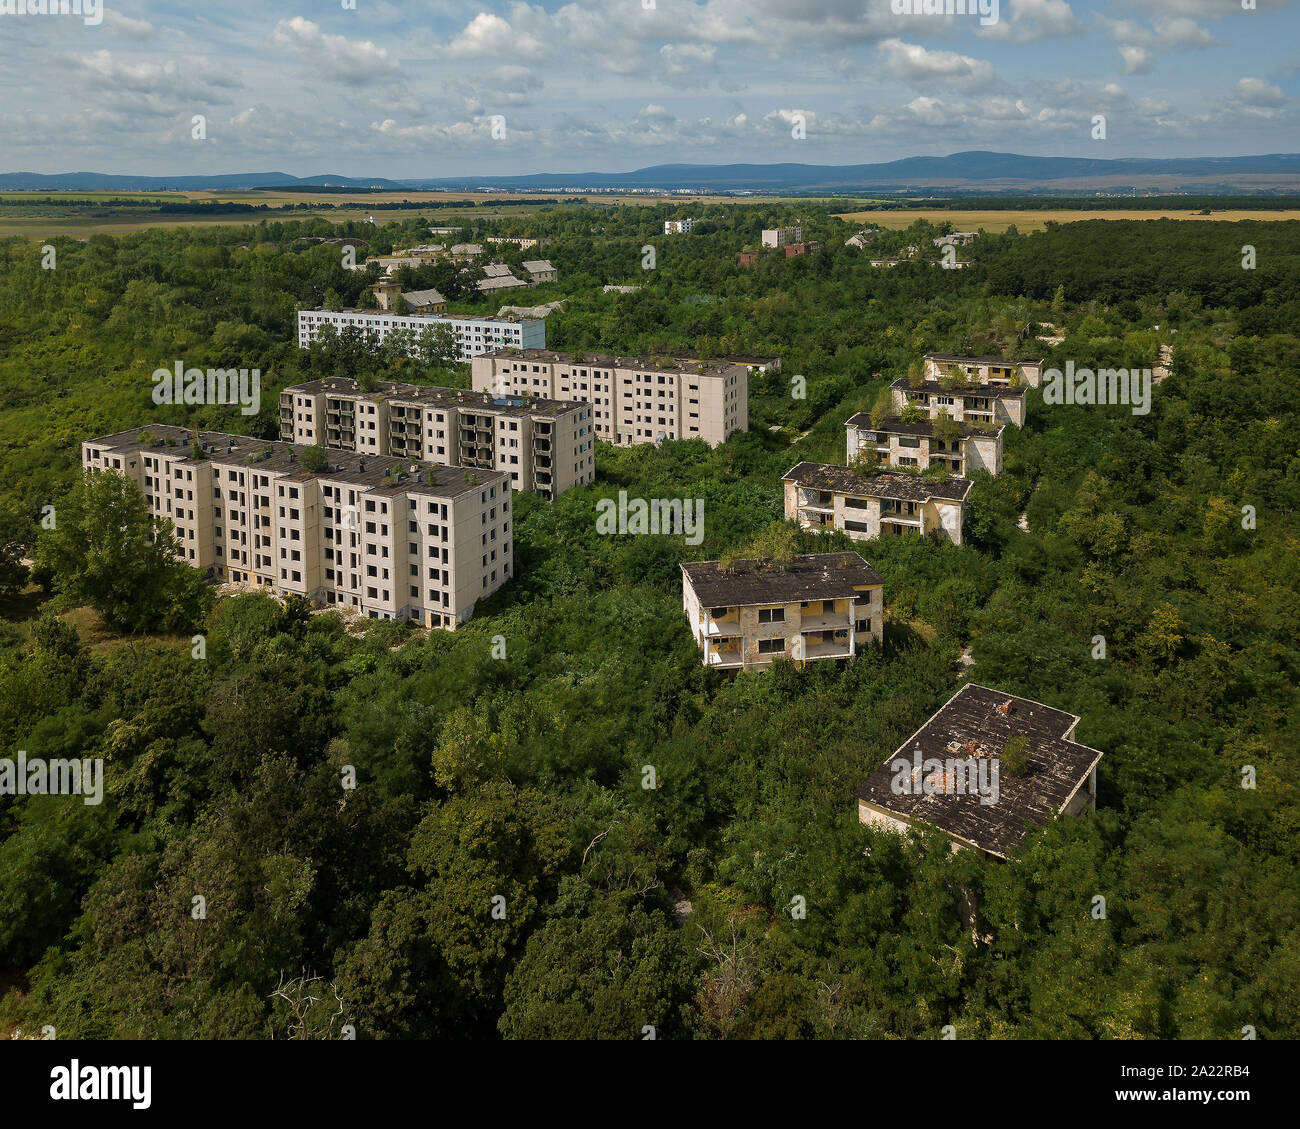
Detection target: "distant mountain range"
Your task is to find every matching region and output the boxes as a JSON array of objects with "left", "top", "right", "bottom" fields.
[{"left": 3, "top": 152, "right": 1299, "bottom": 193}]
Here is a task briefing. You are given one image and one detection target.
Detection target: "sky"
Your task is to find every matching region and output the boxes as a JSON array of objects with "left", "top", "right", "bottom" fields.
[{"left": 0, "top": 0, "right": 1296, "bottom": 178}]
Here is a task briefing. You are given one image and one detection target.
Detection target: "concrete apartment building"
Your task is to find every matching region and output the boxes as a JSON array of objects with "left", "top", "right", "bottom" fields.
[
  {"left": 297, "top": 308, "right": 546, "bottom": 361},
  {"left": 81, "top": 425, "right": 514, "bottom": 629},
  {"left": 521, "top": 260, "right": 557, "bottom": 284},
  {"left": 681, "top": 551, "right": 883, "bottom": 672},
  {"left": 664, "top": 219, "right": 696, "bottom": 234},
  {"left": 476, "top": 263, "right": 528, "bottom": 293},
  {"left": 762, "top": 226, "right": 803, "bottom": 247},
  {"left": 783, "top": 462, "right": 972, "bottom": 545},
  {"left": 846, "top": 412, "right": 1004, "bottom": 476},
  {"left": 279, "top": 377, "right": 594, "bottom": 500},
  {"left": 471, "top": 348, "right": 748, "bottom": 448},
  {"left": 891, "top": 378, "right": 1027, "bottom": 428},
  {"left": 854, "top": 683, "right": 1104, "bottom": 860},
  {"left": 924, "top": 353, "right": 1043, "bottom": 389}
]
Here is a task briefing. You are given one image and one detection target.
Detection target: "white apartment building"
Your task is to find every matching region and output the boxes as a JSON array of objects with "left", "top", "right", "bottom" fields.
[
  {"left": 761, "top": 226, "right": 803, "bottom": 248},
  {"left": 297, "top": 308, "right": 546, "bottom": 361},
  {"left": 280, "top": 377, "right": 594, "bottom": 499},
  {"left": 471, "top": 348, "right": 749, "bottom": 448},
  {"left": 924, "top": 353, "right": 1043, "bottom": 389},
  {"left": 845, "top": 412, "right": 1003, "bottom": 476},
  {"left": 681, "top": 551, "right": 883, "bottom": 672},
  {"left": 82, "top": 426, "right": 514, "bottom": 629},
  {"left": 891, "top": 378, "right": 1027, "bottom": 428},
  {"left": 783, "top": 462, "right": 972, "bottom": 546},
  {"left": 664, "top": 219, "right": 696, "bottom": 234}
]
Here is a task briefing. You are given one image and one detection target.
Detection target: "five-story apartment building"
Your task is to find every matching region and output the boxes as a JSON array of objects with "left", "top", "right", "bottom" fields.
[
  {"left": 280, "top": 377, "right": 594, "bottom": 499},
  {"left": 296, "top": 308, "right": 546, "bottom": 360},
  {"left": 471, "top": 348, "right": 748, "bottom": 448},
  {"left": 82, "top": 426, "right": 513, "bottom": 629}
]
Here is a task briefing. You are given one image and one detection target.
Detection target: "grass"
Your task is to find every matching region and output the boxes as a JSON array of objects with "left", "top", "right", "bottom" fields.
[{"left": 833, "top": 208, "right": 1300, "bottom": 232}]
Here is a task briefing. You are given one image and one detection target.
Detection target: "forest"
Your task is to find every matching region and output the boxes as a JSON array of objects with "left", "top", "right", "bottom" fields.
[{"left": 0, "top": 202, "right": 1298, "bottom": 1038}]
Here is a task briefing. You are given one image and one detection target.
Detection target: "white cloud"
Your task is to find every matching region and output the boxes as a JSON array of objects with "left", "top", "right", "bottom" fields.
[
  {"left": 1118, "top": 46, "right": 1153, "bottom": 75},
  {"left": 447, "top": 12, "right": 544, "bottom": 58},
  {"left": 981, "top": 0, "right": 1083, "bottom": 44},
  {"left": 271, "top": 17, "right": 399, "bottom": 86},
  {"left": 1234, "top": 77, "right": 1286, "bottom": 107},
  {"left": 878, "top": 39, "right": 996, "bottom": 88},
  {"left": 660, "top": 43, "right": 717, "bottom": 76},
  {"left": 103, "top": 9, "right": 154, "bottom": 39}
]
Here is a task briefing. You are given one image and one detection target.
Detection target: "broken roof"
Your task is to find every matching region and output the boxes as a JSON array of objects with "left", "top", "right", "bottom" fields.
[
  {"left": 783, "top": 461, "right": 973, "bottom": 503},
  {"left": 892, "top": 378, "right": 1027, "bottom": 398},
  {"left": 681, "top": 551, "right": 881, "bottom": 608},
  {"left": 845, "top": 413, "right": 1002, "bottom": 440},
  {"left": 854, "top": 683, "right": 1104, "bottom": 859}
]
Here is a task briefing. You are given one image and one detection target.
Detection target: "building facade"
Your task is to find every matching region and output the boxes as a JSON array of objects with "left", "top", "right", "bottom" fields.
[
  {"left": 681, "top": 552, "right": 883, "bottom": 672},
  {"left": 891, "top": 378, "right": 1027, "bottom": 428},
  {"left": 471, "top": 348, "right": 749, "bottom": 448},
  {"left": 664, "top": 219, "right": 696, "bottom": 234},
  {"left": 82, "top": 426, "right": 514, "bottom": 629},
  {"left": 279, "top": 377, "right": 595, "bottom": 499},
  {"left": 923, "top": 353, "right": 1043, "bottom": 389},
  {"left": 783, "top": 461, "right": 972, "bottom": 545},
  {"left": 297, "top": 308, "right": 546, "bottom": 360},
  {"left": 762, "top": 226, "right": 803, "bottom": 247},
  {"left": 845, "top": 413, "right": 1003, "bottom": 476}
]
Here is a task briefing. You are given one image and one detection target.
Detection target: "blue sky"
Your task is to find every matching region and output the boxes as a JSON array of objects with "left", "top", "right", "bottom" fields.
[{"left": 0, "top": 0, "right": 1296, "bottom": 176}]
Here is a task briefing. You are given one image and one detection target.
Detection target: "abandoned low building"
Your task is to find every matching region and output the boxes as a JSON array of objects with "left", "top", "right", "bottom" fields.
[
  {"left": 845, "top": 412, "right": 1003, "bottom": 476},
  {"left": 891, "top": 378, "right": 1028, "bottom": 428},
  {"left": 923, "top": 353, "right": 1042, "bottom": 389},
  {"left": 681, "top": 551, "right": 883, "bottom": 672},
  {"left": 854, "top": 683, "right": 1104, "bottom": 860},
  {"left": 783, "top": 461, "right": 971, "bottom": 546}
]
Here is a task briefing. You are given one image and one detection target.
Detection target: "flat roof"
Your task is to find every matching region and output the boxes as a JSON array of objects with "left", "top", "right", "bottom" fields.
[
  {"left": 845, "top": 413, "right": 1002, "bottom": 439},
  {"left": 299, "top": 307, "right": 540, "bottom": 324},
  {"left": 854, "top": 683, "right": 1104, "bottom": 858},
  {"left": 84, "top": 426, "right": 509, "bottom": 500},
  {"left": 783, "top": 461, "right": 973, "bottom": 503},
  {"left": 681, "top": 551, "right": 882, "bottom": 608},
  {"left": 282, "top": 377, "right": 582, "bottom": 418},
  {"left": 482, "top": 347, "right": 748, "bottom": 377},
  {"left": 926, "top": 353, "right": 1042, "bottom": 366},
  {"left": 892, "top": 378, "right": 1027, "bottom": 399}
]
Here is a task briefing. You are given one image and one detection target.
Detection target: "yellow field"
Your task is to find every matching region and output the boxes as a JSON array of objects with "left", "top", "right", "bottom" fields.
[{"left": 833, "top": 208, "right": 1300, "bottom": 232}]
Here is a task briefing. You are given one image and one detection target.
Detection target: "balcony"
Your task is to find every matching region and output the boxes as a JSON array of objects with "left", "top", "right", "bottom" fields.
[
  {"left": 800, "top": 633, "right": 852, "bottom": 660},
  {"left": 705, "top": 639, "right": 743, "bottom": 667},
  {"left": 798, "top": 509, "right": 834, "bottom": 528},
  {"left": 799, "top": 608, "right": 850, "bottom": 633},
  {"left": 702, "top": 611, "right": 741, "bottom": 637},
  {"left": 796, "top": 490, "right": 834, "bottom": 511}
]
